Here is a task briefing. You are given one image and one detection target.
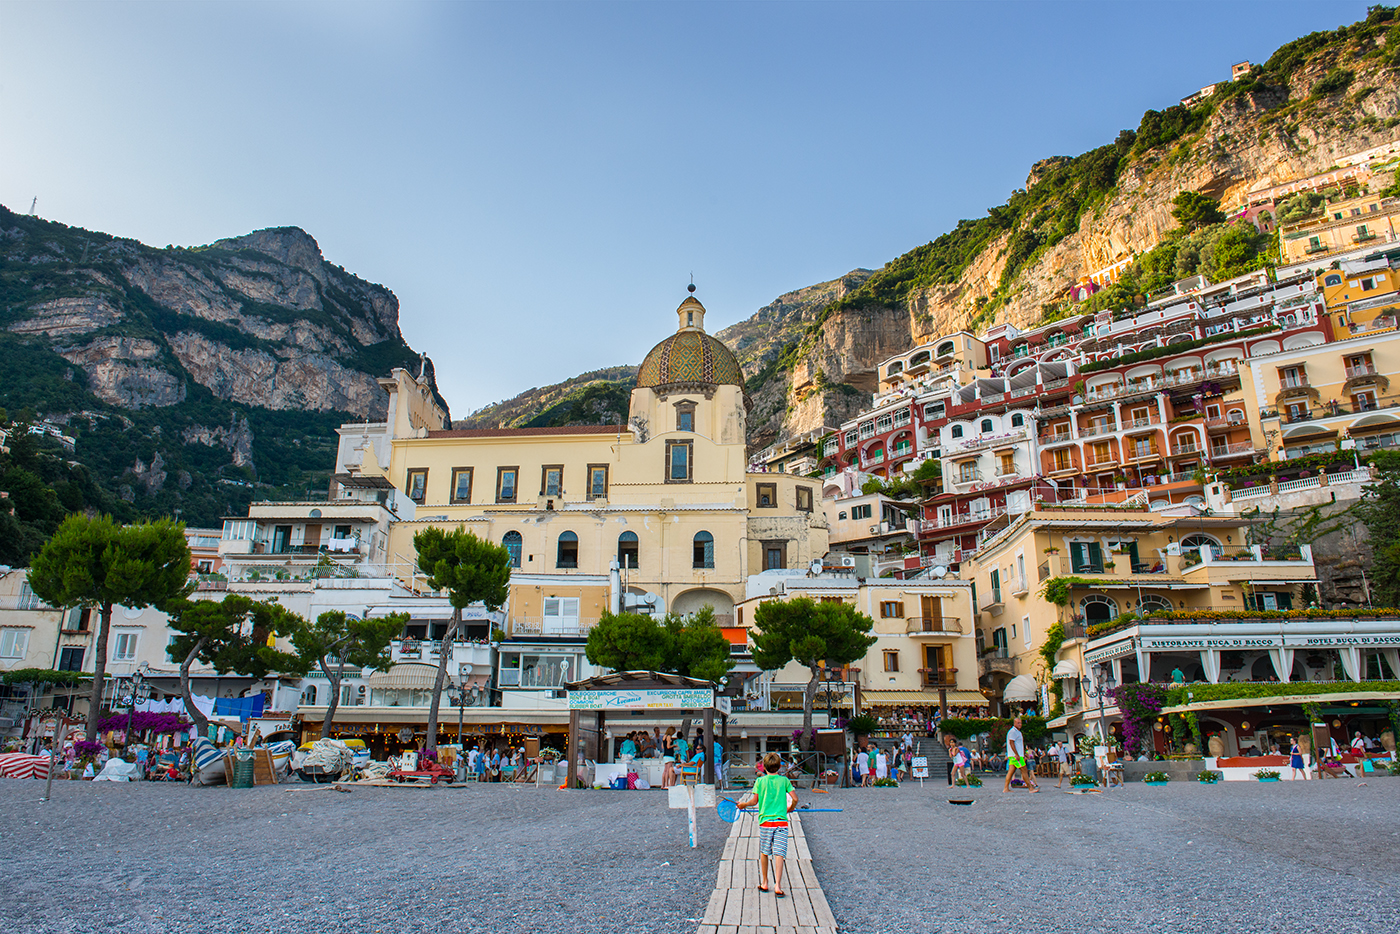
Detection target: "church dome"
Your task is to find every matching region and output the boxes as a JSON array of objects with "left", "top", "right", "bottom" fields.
[{"left": 636, "top": 297, "right": 746, "bottom": 390}]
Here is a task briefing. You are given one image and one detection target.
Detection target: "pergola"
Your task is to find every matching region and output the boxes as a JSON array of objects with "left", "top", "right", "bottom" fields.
[{"left": 564, "top": 671, "right": 726, "bottom": 788}]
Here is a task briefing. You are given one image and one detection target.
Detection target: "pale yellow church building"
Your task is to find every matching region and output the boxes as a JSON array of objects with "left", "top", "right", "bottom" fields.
[{"left": 374, "top": 293, "right": 830, "bottom": 625}]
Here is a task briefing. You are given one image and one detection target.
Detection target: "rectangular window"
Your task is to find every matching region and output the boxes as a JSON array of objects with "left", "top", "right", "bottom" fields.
[
  {"left": 756, "top": 483, "right": 777, "bottom": 508},
  {"left": 587, "top": 464, "right": 609, "bottom": 500},
  {"left": 65, "top": 607, "right": 91, "bottom": 632},
  {"left": 0, "top": 629, "right": 30, "bottom": 659},
  {"left": 796, "top": 486, "right": 813, "bottom": 512},
  {"left": 58, "top": 646, "right": 84, "bottom": 671},
  {"left": 666, "top": 441, "right": 693, "bottom": 482},
  {"left": 676, "top": 403, "right": 695, "bottom": 432},
  {"left": 1023, "top": 615, "right": 1032, "bottom": 649},
  {"left": 876, "top": 414, "right": 893, "bottom": 432},
  {"left": 879, "top": 601, "right": 904, "bottom": 618},
  {"left": 859, "top": 422, "right": 875, "bottom": 439},
  {"left": 113, "top": 632, "right": 138, "bottom": 661},
  {"left": 990, "top": 569, "right": 1001, "bottom": 604},
  {"left": 450, "top": 468, "right": 473, "bottom": 504},
  {"left": 406, "top": 469, "right": 428, "bottom": 504},
  {"left": 845, "top": 430, "right": 858, "bottom": 446},
  {"left": 541, "top": 465, "right": 563, "bottom": 497},
  {"left": 851, "top": 503, "right": 872, "bottom": 520},
  {"left": 762, "top": 541, "right": 787, "bottom": 571},
  {"left": 883, "top": 650, "right": 900, "bottom": 673},
  {"left": 1053, "top": 450, "right": 1072, "bottom": 471},
  {"left": 496, "top": 467, "right": 519, "bottom": 503}
]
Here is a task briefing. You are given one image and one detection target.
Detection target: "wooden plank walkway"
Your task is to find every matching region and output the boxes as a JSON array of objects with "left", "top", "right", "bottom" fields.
[{"left": 696, "top": 812, "right": 837, "bottom": 934}]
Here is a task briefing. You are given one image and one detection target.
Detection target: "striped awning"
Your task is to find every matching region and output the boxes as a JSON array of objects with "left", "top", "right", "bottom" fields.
[
  {"left": 861, "top": 689, "right": 988, "bottom": 706},
  {"left": 365, "top": 663, "right": 450, "bottom": 691}
]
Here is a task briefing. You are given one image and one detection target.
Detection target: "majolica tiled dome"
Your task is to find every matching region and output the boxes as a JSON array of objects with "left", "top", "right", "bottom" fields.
[{"left": 637, "top": 297, "right": 745, "bottom": 389}]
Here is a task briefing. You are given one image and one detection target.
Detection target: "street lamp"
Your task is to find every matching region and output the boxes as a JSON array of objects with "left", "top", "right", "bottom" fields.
[{"left": 1080, "top": 667, "right": 1117, "bottom": 740}]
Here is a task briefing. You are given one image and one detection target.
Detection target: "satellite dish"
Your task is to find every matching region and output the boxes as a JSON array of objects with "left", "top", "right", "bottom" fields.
[
  {"left": 931, "top": 565, "right": 948, "bottom": 579},
  {"left": 810, "top": 560, "right": 823, "bottom": 575}
]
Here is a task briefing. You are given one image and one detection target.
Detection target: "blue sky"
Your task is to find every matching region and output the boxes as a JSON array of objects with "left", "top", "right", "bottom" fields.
[{"left": 0, "top": 1, "right": 1372, "bottom": 416}]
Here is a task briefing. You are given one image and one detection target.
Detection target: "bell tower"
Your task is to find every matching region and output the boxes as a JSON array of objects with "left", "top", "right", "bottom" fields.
[{"left": 677, "top": 288, "right": 705, "bottom": 332}]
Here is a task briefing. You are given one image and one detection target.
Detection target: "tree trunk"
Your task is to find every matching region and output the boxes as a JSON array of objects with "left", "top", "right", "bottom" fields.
[
  {"left": 802, "top": 664, "right": 820, "bottom": 750},
  {"left": 424, "top": 608, "right": 459, "bottom": 753},
  {"left": 180, "top": 637, "right": 210, "bottom": 737},
  {"left": 85, "top": 603, "right": 113, "bottom": 742},
  {"left": 318, "top": 642, "right": 350, "bottom": 740}
]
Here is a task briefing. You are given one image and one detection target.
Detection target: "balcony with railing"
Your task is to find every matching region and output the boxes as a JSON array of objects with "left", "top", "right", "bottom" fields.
[
  {"left": 509, "top": 616, "right": 600, "bottom": 638},
  {"left": 1170, "top": 441, "right": 1200, "bottom": 456},
  {"left": 1345, "top": 362, "right": 1378, "bottom": 378},
  {"left": 918, "top": 668, "right": 959, "bottom": 689},
  {"left": 1086, "top": 452, "right": 1119, "bottom": 468},
  {"left": 952, "top": 427, "right": 1028, "bottom": 455},
  {"left": 1038, "top": 428, "right": 1075, "bottom": 445},
  {"left": 905, "top": 616, "right": 963, "bottom": 635},
  {"left": 978, "top": 652, "right": 1014, "bottom": 677},
  {"left": 1124, "top": 415, "right": 1162, "bottom": 431},
  {"left": 1210, "top": 441, "right": 1255, "bottom": 459},
  {"left": 953, "top": 468, "right": 985, "bottom": 485},
  {"left": 1125, "top": 444, "right": 1162, "bottom": 464},
  {"left": 924, "top": 505, "right": 1007, "bottom": 531},
  {"left": 1077, "top": 421, "right": 1117, "bottom": 439},
  {"left": 1349, "top": 316, "right": 1397, "bottom": 336},
  {"left": 1278, "top": 373, "right": 1310, "bottom": 389}
]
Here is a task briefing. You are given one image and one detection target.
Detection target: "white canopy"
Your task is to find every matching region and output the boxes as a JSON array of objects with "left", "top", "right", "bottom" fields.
[
  {"left": 1002, "top": 674, "right": 1039, "bottom": 703},
  {"left": 1051, "top": 660, "right": 1081, "bottom": 680}
]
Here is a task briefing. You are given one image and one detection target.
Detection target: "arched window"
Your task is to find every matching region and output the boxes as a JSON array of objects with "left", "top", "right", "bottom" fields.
[
  {"left": 618, "top": 531, "right": 638, "bottom": 569},
  {"left": 936, "top": 341, "right": 955, "bottom": 357},
  {"left": 693, "top": 531, "right": 714, "bottom": 569},
  {"left": 1079, "top": 594, "right": 1117, "bottom": 624},
  {"left": 502, "top": 531, "right": 522, "bottom": 568},
  {"left": 301, "top": 684, "right": 318, "bottom": 706},
  {"left": 980, "top": 419, "right": 993, "bottom": 433},
  {"left": 1181, "top": 533, "right": 1219, "bottom": 558},
  {"left": 951, "top": 425, "right": 964, "bottom": 439},
  {"left": 1136, "top": 594, "right": 1172, "bottom": 616},
  {"left": 556, "top": 531, "right": 578, "bottom": 569},
  {"left": 1324, "top": 274, "right": 1343, "bottom": 287},
  {"left": 1011, "top": 413, "right": 1024, "bottom": 427}
]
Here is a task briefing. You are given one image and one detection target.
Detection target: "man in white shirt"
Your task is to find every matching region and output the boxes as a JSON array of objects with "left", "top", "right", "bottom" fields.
[
  {"left": 1054, "top": 740, "right": 1072, "bottom": 787},
  {"left": 1002, "top": 716, "right": 1038, "bottom": 793}
]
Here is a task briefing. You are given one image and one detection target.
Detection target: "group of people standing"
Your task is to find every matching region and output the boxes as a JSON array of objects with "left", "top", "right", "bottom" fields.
[
  {"left": 614, "top": 727, "right": 727, "bottom": 788},
  {"left": 463, "top": 744, "right": 526, "bottom": 781}
]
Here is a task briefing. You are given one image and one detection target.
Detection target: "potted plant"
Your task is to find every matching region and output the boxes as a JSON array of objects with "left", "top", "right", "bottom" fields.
[
  {"left": 1254, "top": 768, "right": 1280, "bottom": 783},
  {"left": 1044, "top": 546, "right": 1061, "bottom": 555},
  {"left": 1103, "top": 560, "right": 1117, "bottom": 571},
  {"left": 954, "top": 774, "right": 982, "bottom": 787},
  {"left": 1069, "top": 774, "right": 1098, "bottom": 791},
  {"left": 1143, "top": 770, "right": 1171, "bottom": 786},
  {"left": 1196, "top": 769, "right": 1221, "bottom": 784},
  {"left": 872, "top": 777, "right": 899, "bottom": 787}
]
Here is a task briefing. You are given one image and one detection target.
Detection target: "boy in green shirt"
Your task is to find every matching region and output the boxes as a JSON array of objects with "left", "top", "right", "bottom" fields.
[{"left": 736, "top": 752, "right": 798, "bottom": 896}]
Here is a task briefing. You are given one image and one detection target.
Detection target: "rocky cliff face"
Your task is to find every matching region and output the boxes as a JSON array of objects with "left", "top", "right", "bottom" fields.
[
  {"left": 725, "top": 17, "right": 1400, "bottom": 448},
  {"left": 0, "top": 209, "right": 435, "bottom": 525}
]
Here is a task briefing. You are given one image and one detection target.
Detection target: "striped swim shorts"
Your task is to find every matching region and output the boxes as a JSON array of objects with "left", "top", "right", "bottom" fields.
[{"left": 758, "top": 823, "right": 789, "bottom": 858}]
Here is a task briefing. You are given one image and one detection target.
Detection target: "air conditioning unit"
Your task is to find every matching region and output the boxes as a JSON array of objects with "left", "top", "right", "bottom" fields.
[
  {"left": 841, "top": 555, "right": 856, "bottom": 568},
  {"left": 869, "top": 525, "right": 880, "bottom": 534},
  {"left": 356, "top": 685, "right": 366, "bottom": 695}
]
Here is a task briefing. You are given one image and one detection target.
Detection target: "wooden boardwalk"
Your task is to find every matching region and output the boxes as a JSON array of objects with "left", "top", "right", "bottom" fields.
[{"left": 696, "top": 812, "right": 837, "bottom": 934}]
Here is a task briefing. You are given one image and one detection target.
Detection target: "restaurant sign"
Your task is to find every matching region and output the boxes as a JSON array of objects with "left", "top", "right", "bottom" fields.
[
  {"left": 1084, "top": 641, "right": 1136, "bottom": 664},
  {"left": 1141, "top": 632, "right": 1400, "bottom": 651},
  {"left": 568, "top": 688, "right": 715, "bottom": 710}
]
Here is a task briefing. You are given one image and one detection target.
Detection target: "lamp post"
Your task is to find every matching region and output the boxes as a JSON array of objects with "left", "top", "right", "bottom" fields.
[{"left": 1080, "top": 666, "right": 1116, "bottom": 740}]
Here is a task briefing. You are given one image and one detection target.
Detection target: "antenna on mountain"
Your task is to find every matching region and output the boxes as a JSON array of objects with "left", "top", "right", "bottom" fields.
[{"left": 28, "top": 198, "right": 37, "bottom": 216}]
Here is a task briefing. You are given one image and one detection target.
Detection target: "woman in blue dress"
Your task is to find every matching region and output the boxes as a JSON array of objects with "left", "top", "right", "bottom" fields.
[{"left": 1289, "top": 737, "right": 1309, "bottom": 780}]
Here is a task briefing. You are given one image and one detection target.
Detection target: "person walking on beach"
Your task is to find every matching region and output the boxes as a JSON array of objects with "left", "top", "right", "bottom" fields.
[
  {"left": 856, "top": 746, "right": 870, "bottom": 787},
  {"left": 1003, "top": 716, "right": 1038, "bottom": 793},
  {"left": 1289, "top": 736, "right": 1310, "bottom": 780},
  {"left": 735, "top": 752, "right": 798, "bottom": 898}
]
